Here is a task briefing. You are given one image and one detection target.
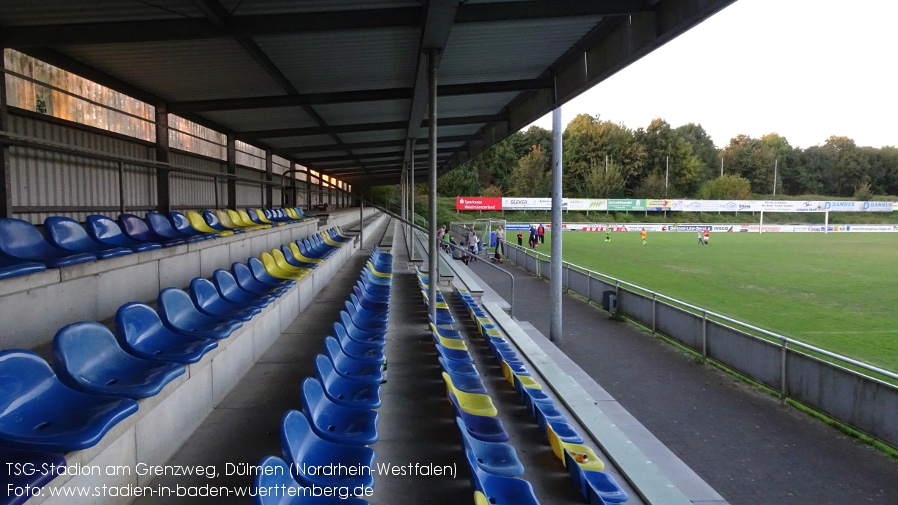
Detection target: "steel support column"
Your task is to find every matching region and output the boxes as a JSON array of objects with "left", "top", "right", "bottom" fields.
[
  {"left": 409, "top": 139, "right": 416, "bottom": 260},
  {"left": 427, "top": 48, "right": 439, "bottom": 324},
  {"left": 304, "top": 167, "right": 311, "bottom": 208},
  {"left": 0, "top": 55, "right": 12, "bottom": 218},
  {"left": 549, "top": 106, "right": 563, "bottom": 342},
  {"left": 226, "top": 135, "right": 237, "bottom": 210},
  {"left": 154, "top": 104, "right": 171, "bottom": 213},
  {"left": 359, "top": 199, "right": 364, "bottom": 247},
  {"left": 264, "top": 150, "right": 273, "bottom": 208}
]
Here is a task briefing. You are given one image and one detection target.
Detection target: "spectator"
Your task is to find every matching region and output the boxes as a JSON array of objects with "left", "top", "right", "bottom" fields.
[
  {"left": 537, "top": 224, "right": 545, "bottom": 244},
  {"left": 517, "top": 231, "right": 523, "bottom": 247}
]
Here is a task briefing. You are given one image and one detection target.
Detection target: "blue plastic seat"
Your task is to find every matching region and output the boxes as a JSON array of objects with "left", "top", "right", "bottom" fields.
[
  {"left": 301, "top": 378, "right": 378, "bottom": 446},
  {"left": 343, "top": 302, "right": 388, "bottom": 333},
  {"left": 0, "top": 255, "right": 47, "bottom": 279},
  {"left": 438, "top": 356, "right": 480, "bottom": 377},
  {"left": 280, "top": 410, "right": 375, "bottom": 490},
  {"left": 44, "top": 216, "right": 133, "bottom": 259},
  {"left": 570, "top": 466, "right": 628, "bottom": 504},
  {"left": 0, "top": 350, "right": 138, "bottom": 452},
  {"left": 118, "top": 214, "right": 186, "bottom": 247},
  {"left": 334, "top": 324, "right": 384, "bottom": 362},
  {"left": 203, "top": 210, "right": 243, "bottom": 233},
  {"left": 339, "top": 312, "right": 386, "bottom": 345},
  {"left": 348, "top": 293, "right": 388, "bottom": 318},
  {"left": 189, "top": 277, "right": 261, "bottom": 322},
  {"left": 456, "top": 417, "right": 524, "bottom": 477},
  {"left": 324, "top": 337, "right": 383, "bottom": 384},
  {"left": 158, "top": 288, "right": 243, "bottom": 340},
  {"left": 1, "top": 447, "right": 66, "bottom": 505},
  {"left": 146, "top": 211, "right": 208, "bottom": 243},
  {"left": 466, "top": 448, "right": 539, "bottom": 505},
  {"left": 52, "top": 322, "right": 185, "bottom": 399},
  {"left": 85, "top": 214, "right": 162, "bottom": 252},
  {"left": 314, "top": 355, "right": 381, "bottom": 410},
  {"left": 252, "top": 455, "right": 370, "bottom": 505},
  {"left": 351, "top": 286, "right": 389, "bottom": 312},
  {"left": 115, "top": 302, "right": 218, "bottom": 364},
  {"left": 444, "top": 368, "right": 488, "bottom": 394},
  {"left": 169, "top": 211, "right": 219, "bottom": 240},
  {"left": 0, "top": 218, "right": 97, "bottom": 268},
  {"left": 297, "top": 239, "right": 327, "bottom": 260},
  {"left": 212, "top": 269, "right": 274, "bottom": 308},
  {"left": 232, "top": 262, "right": 289, "bottom": 298}
]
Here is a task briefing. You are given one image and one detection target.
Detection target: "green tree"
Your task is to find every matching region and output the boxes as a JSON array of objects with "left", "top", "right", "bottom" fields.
[
  {"left": 563, "top": 113, "right": 644, "bottom": 197},
  {"left": 583, "top": 158, "right": 626, "bottom": 198},
  {"left": 509, "top": 145, "right": 551, "bottom": 197},
  {"left": 635, "top": 118, "right": 703, "bottom": 197},
  {"left": 697, "top": 174, "right": 752, "bottom": 199},
  {"left": 676, "top": 123, "right": 719, "bottom": 182},
  {"left": 437, "top": 164, "right": 482, "bottom": 197}
]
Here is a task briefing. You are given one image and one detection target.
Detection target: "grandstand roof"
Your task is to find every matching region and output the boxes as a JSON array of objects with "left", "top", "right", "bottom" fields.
[{"left": 0, "top": 0, "right": 734, "bottom": 186}]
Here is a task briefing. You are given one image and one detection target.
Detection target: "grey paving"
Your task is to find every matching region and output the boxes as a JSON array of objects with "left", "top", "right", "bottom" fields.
[{"left": 467, "top": 257, "right": 898, "bottom": 505}]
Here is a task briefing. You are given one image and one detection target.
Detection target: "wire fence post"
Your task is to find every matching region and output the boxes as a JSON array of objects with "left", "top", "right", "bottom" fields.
[
  {"left": 702, "top": 311, "right": 708, "bottom": 362},
  {"left": 781, "top": 338, "right": 788, "bottom": 404},
  {"left": 652, "top": 292, "right": 657, "bottom": 335}
]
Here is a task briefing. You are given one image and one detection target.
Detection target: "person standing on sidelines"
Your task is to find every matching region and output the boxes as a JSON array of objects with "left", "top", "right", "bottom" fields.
[
  {"left": 697, "top": 230, "right": 703, "bottom": 246},
  {"left": 640, "top": 228, "right": 647, "bottom": 246},
  {"left": 537, "top": 224, "right": 545, "bottom": 244},
  {"left": 703, "top": 228, "right": 710, "bottom": 246},
  {"left": 495, "top": 227, "right": 505, "bottom": 255},
  {"left": 517, "top": 230, "right": 523, "bottom": 247}
]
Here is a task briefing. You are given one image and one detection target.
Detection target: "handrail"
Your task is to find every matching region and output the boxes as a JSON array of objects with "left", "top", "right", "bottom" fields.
[{"left": 511, "top": 243, "right": 898, "bottom": 383}]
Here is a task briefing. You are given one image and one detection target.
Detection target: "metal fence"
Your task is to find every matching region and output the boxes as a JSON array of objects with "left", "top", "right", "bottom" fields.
[{"left": 503, "top": 242, "right": 898, "bottom": 450}]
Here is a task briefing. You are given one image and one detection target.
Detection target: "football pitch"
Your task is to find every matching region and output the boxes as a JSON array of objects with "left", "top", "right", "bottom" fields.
[{"left": 536, "top": 231, "right": 898, "bottom": 373}]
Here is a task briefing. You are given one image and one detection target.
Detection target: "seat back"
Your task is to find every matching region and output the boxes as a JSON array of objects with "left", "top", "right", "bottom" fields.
[
  {"left": 118, "top": 214, "right": 157, "bottom": 241},
  {"left": 0, "top": 350, "right": 57, "bottom": 416},
  {"left": 226, "top": 209, "right": 247, "bottom": 228},
  {"left": 202, "top": 210, "right": 227, "bottom": 230},
  {"left": 169, "top": 211, "right": 197, "bottom": 234},
  {"left": 157, "top": 287, "right": 200, "bottom": 327},
  {"left": 146, "top": 212, "right": 183, "bottom": 239},
  {"left": 212, "top": 269, "right": 241, "bottom": 297},
  {"left": 115, "top": 302, "right": 172, "bottom": 348},
  {"left": 44, "top": 216, "right": 99, "bottom": 251},
  {"left": 85, "top": 214, "right": 129, "bottom": 242},
  {"left": 0, "top": 218, "right": 61, "bottom": 258},
  {"left": 238, "top": 210, "right": 262, "bottom": 227},
  {"left": 216, "top": 210, "right": 241, "bottom": 229},
  {"left": 300, "top": 376, "right": 328, "bottom": 420},
  {"left": 52, "top": 322, "right": 122, "bottom": 383}
]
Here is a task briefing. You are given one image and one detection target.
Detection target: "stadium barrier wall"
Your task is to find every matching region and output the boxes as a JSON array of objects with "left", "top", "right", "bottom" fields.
[{"left": 503, "top": 242, "right": 898, "bottom": 450}]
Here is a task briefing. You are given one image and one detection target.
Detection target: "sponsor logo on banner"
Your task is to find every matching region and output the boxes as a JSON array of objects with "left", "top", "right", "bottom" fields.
[
  {"left": 501, "top": 197, "right": 555, "bottom": 210},
  {"left": 566, "top": 199, "right": 607, "bottom": 210},
  {"left": 823, "top": 201, "right": 861, "bottom": 211},
  {"left": 456, "top": 197, "right": 502, "bottom": 210},
  {"left": 607, "top": 199, "right": 646, "bottom": 211},
  {"left": 862, "top": 201, "right": 894, "bottom": 212},
  {"left": 645, "top": 199, "right": 671, "bottom": 211}
]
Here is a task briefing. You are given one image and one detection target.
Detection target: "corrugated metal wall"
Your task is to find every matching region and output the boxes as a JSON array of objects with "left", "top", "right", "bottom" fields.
[
  {"left": 8, "top": 113, "right": 156, "bottom": 223},
  {"left": 236, "top": 167, "right": 265, "bottom": 208},
  {"left": 168, "top": 151, "right": 224, "bottom": 210}
]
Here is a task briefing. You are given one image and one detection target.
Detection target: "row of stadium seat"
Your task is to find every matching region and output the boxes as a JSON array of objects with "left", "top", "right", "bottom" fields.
[
  {"left": 453, "top": 286, "right": 629, "bottom": 505},
  {"left": 0, "top": 207, "right": 313, "bottom": 279},
  {"left": 0, "top": 227, "right": 349, "bottom": 504},
  {"left": 253, "top": 247, "right": 393, "bottom": 505},
  {"left": 414, "top": 267, "right": 542, "bottom": 504}
]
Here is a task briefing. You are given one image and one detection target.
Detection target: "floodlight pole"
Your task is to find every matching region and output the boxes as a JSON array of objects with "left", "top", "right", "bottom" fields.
[
  {"left": 550, "top": 105, "right": 563, "bottom": 343},
  {"left": 773, "top": 158, "right": 778, "bottom": 196}
]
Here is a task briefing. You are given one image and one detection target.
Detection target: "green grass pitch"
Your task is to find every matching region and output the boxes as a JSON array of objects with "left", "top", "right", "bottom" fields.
[{"left": 536, "top": 230, "right": 898, "bottom": 373}]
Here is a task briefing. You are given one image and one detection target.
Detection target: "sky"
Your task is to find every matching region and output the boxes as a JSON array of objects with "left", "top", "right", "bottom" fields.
[{"left": 531, "top": 0, "right": 897, "bottom": 149}]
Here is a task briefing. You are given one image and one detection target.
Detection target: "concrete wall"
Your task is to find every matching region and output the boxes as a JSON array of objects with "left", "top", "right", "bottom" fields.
[
  {"left": 503, "top": 244, "right": 898, "bottom": 449},
  {"left": 0, "top": 219, "right": 319, "bottom": 351}
]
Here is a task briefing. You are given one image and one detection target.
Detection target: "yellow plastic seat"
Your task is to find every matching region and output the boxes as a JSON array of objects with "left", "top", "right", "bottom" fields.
[
  {"left": 260, "top": 252, "right": 306, "bottom": 280},
  {"left": 186, "top": 211, "right": 233, "bottom": 236},
  {"left": 215, "top": 210, "right": 244, "bottom": 231},
  {"left": 285, "top": 207, "right": 300, "bottom": 219},
  {"left": 272, "top": 249, "right": 311, "bottom": 277},
  {"left": 436, "top": 334, "right": 468, "bottom": 351},
  {"left": 562, "top": 444, "right": 604, "bottom": 471},
  {"left": 420, "top": 290, "right": 450, "bottom": 309},
  {"left": 500, "top": 361, "right": 516, "bottom": 384},
  {"left": 227, "top": 209, "right": 266, "bottom": 231},
  {"left": 288, "top": 242, "right": 324, "bottom": 264},
  {"left": 320, "top": 232, "right": 342, "bottom": 247},
  {"left": 253, "top": 208, "right": 283, "bottom": 226},
  {"left": 474, "top": 491, "right": 488, "bottom": 505},
  {"left": 516, "top": 374, "right": 542, "bottom": 390},
  {"left": 442, "top": 372, "right": 498, "bottom": 417},
  {"left": 238, "top": 209, "right": 271, "bottom": 229}
]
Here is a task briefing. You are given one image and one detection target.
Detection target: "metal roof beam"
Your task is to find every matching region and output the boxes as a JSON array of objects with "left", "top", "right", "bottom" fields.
[
  {"left": 299, "top": 148, "right": 459, "bottom": 164},
  {"left": 0, "top": 1, "right": 650, "bottom": 47},
  {"left": 273, "top": 135, "right": 477, "bottom": 155},
  {"left": 240, "top": 114, "right": 502, "bottom": 139},
  {"left": 168, "top": 79, "right": 549, "bottom": 113}
]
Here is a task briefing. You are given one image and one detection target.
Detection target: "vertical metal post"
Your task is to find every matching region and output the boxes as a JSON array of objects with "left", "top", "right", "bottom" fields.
[
  {"left": 409, "top": 139, "right": 416, "bottom": 260},
  {"left": 118, "top": 161, "right": 126, "bottom": 216},
  {"left": 265, "top": 151, "right": 273, "bottom": 208},
  {"left": 304, "top": 166, "right": 311, "bottom": 209},
  {"left": 780, "top": 338, "right": 788, "bottom": 404},
  {"left": 427, "top": 48, "right": 439, "bottom": 325},
  {"left": 226, "top": 135, "right": 237, "bottom": 210},
  {"left": 651, "top": 293, "right": 657, "bottom": 335},
  {"left": 359, "top": 199, "right": 364, "bottom": 247},
  {"left": 154, "top": 104, "right": 171, "bottom": 213},
  {"left": 213, "top": 176, "right": 220, "bottom": 209},
  {"left": 0, "top": 55, "right": 12, "bottom": 218},
  {"left": 773, "top": 158, "right": 778, "bottom": 195},
  {"left": 702, "top": 311, "right": 708, "bottom": 362},
  {"left": 550, "top": 107, "right": 563, "bottom": 342},
  {"left": 586, "top": 271, "right": 591, "bottom": 303}
]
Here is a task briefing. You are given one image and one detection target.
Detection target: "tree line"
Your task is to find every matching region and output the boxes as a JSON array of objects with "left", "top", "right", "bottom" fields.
[{"left": 437, "top": 113, "right": 898, "bottom": 200}]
